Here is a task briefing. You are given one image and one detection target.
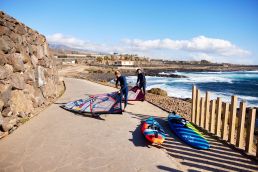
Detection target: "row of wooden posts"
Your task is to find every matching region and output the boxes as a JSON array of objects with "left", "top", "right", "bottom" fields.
[{"left": 191, "top": 85, "right": 257, "bottom": 157}]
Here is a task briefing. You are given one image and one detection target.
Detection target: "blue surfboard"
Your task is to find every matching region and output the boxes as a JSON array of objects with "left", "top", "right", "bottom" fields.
[{"left": 168, "top": 112, "right": 210, "bottom": 150}]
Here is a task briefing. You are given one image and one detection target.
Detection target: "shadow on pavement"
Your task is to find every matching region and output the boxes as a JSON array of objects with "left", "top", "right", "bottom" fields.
[
  {"left": 129, "top": 124, "right": 151, "bottom": 148},
  {"left": 127, "top": 112, "right": 258, "bottom": 172},
  {"left": 157, "top": 165, "right": 183, "bottom": 172}
]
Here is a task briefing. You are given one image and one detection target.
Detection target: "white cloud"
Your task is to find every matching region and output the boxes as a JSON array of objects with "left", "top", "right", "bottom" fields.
[
  {"left": 47, "top": 33, "right": 252, "bottom": 64},
  {"left": 47, "top": 33, "right": 116, "bottom": 52},
  {"left": 124, "top": 36, "right": 251, "bottom": 57}
]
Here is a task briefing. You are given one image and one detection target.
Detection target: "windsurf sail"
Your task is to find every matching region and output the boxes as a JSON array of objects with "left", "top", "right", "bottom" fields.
[
  {"left": 127, "top": 86, "right": 145, "bottom": 101},
  {"left": 61, "top": 92, "right": 122, "bottom": 114}
]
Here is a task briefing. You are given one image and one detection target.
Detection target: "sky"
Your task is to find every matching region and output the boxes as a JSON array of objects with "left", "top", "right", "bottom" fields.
[{"left": 1, "top": 0, "right": 258, "bottom": 64}]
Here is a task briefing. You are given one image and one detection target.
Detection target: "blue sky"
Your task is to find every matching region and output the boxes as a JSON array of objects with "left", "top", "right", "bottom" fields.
[{"left": 1, "top": 0, "right": 258, "bottom": 64}]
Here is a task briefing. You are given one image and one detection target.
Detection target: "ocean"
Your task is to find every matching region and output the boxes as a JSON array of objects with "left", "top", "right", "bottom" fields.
[{"left": 127, "top": 71, "right": 258, "bottom": 108}]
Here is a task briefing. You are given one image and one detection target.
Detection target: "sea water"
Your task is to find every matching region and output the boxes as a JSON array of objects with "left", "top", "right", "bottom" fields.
[{"left": 127, "top": 71, "right": 258, "bottom": 108}]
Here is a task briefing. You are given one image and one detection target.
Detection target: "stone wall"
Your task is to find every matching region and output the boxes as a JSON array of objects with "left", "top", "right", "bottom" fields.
[{"left": 0, "top": 11, "right": 64, "bottom": 138}]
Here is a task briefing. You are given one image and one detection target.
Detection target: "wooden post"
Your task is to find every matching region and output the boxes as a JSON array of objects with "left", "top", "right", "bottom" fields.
[
  {"left": 236, "top": 101, "right": 246, "bottom": 148},
  {"left": 216, "top": 97, "right": 222, "bottom": 136},
  {"left": 195, "top": 89, "right": 201, "bottom": 125},
  {"left": 200, "top": 97, "right": 205, "bottom": 127},
  {"left": 222, "top": 103, "right": 229, "bottom": 140},
  {"left": 245, "top": 108, "right": 256, "bottom": 154},
  {"left": 191, "top": 85, "right": 197, "bottom": 123},
  {"left": 209, "top": 100, "right": 216, "bottom": 133},
  {"left": 229, "top": 96, "right": 237, "bottom": 144},
  {"left": 204, "top": 92, "right": 210, "bottom": 130}
]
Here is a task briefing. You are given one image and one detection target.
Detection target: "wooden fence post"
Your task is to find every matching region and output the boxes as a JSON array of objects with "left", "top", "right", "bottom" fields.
[
  {"left": 195, "top": 89, "right": 201, "bottom": 125},
  {"left": 209, "top": 100, "right": 216, "bottom": 133},
  {"left": 222, "top": 103, "right": 229, "bottom": 140},
  {"left": 236, "top": 101, "right": 246, "bottom": 148},
  {"left": 229, "top": 96, "right": 237, "bottom": 144},
  {"left": 200, "top": 97, "right": 205, "bottom": 127},
  {"left": 204, "top": 92, "right": 210, "bottom": 130},
  {"left": 215, "top": 97, "right": 222, "bottom": 136},
  {"left": 245, "top": 108, "right": 256, "bottom": 154},
  {"left": 191, "top": 85, "right": 196, "bottom": 123}
]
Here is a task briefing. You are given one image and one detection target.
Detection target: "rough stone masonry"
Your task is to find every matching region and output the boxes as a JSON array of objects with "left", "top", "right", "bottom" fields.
[{"left": 0, "top": 11, "right": 64, "bottom": 138}]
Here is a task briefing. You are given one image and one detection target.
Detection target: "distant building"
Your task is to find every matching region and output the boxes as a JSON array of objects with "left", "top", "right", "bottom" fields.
[{"left": 113, "top": 60, "right": 134, "bottom": 66}]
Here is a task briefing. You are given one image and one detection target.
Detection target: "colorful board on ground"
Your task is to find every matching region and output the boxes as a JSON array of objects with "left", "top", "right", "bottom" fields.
[
  {"left": 61, "top": 92, "right": 122, "bottom": 114},
  {"left": 167, "top": 112, "right": 210, "bottom": 149},
  {"left": 127, "top": 86, "right": 144, "bottom": 101},
  {"left": 141, "top": 117, "right": 166, "bottom": 144}
]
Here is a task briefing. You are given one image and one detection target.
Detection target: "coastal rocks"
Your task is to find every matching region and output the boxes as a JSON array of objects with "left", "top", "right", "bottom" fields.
[
  {"left": 147, "top": 88, "right": 168, "bottom": 96},
  {"left": 146, "top": 93, "right": 191, "bottom": 120},
  {"left": 0, "top": 11, "right": 65, "bottom": 137}
]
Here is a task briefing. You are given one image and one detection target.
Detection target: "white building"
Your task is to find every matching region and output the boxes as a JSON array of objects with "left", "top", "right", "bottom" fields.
[{"left": 113, "top": 61, "right": 134, "bottom": 66}]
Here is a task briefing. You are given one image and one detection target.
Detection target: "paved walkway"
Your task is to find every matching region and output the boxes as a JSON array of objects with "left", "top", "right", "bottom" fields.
[{"left": 0, "top": 78, "right": 257, "bottom": 172}]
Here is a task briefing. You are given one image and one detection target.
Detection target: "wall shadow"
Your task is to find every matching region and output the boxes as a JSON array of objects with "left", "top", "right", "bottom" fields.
[{"left": 127, "top": 112, "right": 258, "bottom": 172}]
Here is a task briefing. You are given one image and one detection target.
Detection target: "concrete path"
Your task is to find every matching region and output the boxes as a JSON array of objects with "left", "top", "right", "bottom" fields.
[{"left": 0, "top": 78, "right": 258, "bottom": 172}]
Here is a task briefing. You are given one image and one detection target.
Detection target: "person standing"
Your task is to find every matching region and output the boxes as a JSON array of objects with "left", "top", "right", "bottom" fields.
[
  {"left": 136, "top": 69, "right": 146, "bottom": 100},
  {"left": 115, "top": 70, "right": 128, "bottom": 111}
]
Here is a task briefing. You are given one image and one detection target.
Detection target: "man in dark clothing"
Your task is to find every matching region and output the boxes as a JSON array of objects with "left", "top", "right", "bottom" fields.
[
  {"left": 136, "top": 69, "right": 146, "bottom": 99},
  {"left": 115, "top": 70, "right": 128, "bottom": 110}
]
